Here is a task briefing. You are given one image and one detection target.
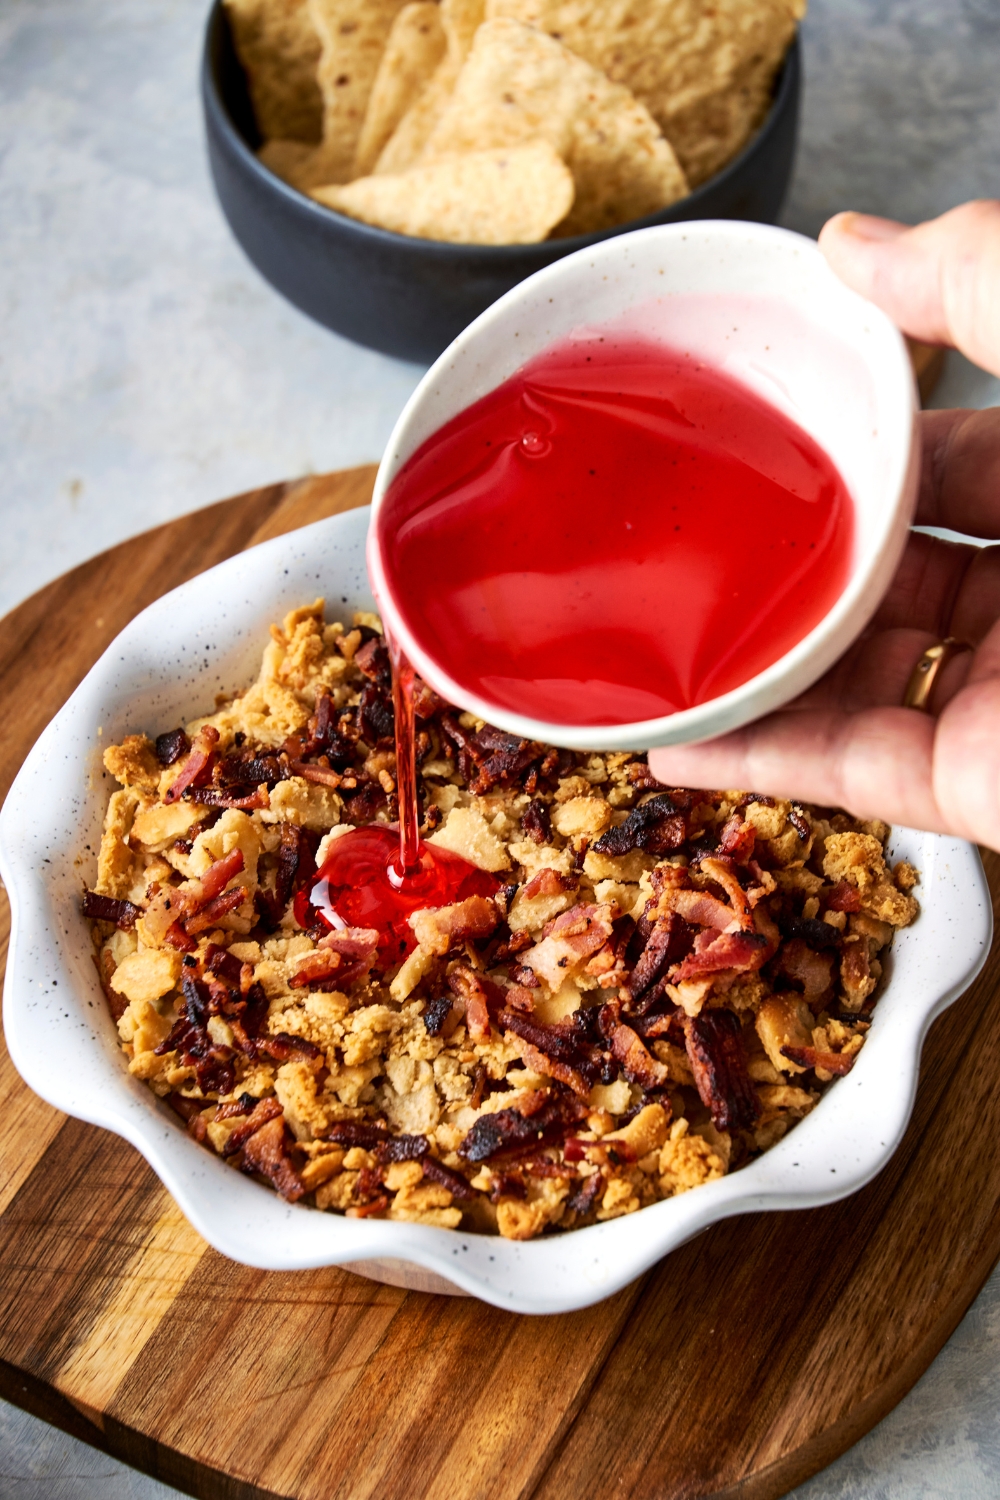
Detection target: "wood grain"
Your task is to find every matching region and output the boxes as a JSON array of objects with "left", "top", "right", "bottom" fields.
[{"left": 2, "top": 460, "right": 998, "bottom": 1500}]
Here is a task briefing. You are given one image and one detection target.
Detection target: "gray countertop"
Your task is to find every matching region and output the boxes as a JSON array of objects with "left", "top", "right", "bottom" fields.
[{"left": 1, "top": 0, "right": 999, "bottom": 1495}]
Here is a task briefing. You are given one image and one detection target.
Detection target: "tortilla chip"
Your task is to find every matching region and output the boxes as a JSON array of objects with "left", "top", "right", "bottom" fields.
[
  {"left": 258, "top": 137, "right": 340, "bottom": 191},
  {"left": 354, "top": 3, "right": 447, "bottom": 176},
  {"left": 374, "top": 0, "right": 485, "bottom": 174},
  {"left": 485, "top": 0, "right": 805, "bottom": 186},
  {"left": 423, "top": 19, "right": 688, "bottom": 236},
  {"left": 308, "top": 0, "right": 413, "bottom": 183},
  {"left": 311, "top": 141, "right": 574, "bottom": 242},
  {"left": 223, "top": 0, "right": 324, "bottom": 143}
]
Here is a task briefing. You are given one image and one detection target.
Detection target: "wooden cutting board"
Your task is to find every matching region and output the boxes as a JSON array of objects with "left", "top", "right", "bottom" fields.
[{"left": 2, "top": 460, "right": 999, "bottom": 1500}]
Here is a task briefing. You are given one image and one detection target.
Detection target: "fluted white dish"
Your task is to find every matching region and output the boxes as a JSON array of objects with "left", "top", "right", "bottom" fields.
[{"left": 0, "top": 506, "right": 991, "bottom": 1314}]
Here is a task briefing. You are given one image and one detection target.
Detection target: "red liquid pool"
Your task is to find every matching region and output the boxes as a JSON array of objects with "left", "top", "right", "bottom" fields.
[
  {"left": 376, "top": 333, "right": 855, "bottom": 726},
  {"left": 306, "top": 824, "right": 498, "bottom": 962}
]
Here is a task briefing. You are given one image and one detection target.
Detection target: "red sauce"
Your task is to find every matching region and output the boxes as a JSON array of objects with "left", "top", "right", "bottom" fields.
[
  {"left": 375, "top": 333, "right": 855, "bottom": 726},
  {"left": 305, "top": 824, "right": 498, "bottom": 962}
]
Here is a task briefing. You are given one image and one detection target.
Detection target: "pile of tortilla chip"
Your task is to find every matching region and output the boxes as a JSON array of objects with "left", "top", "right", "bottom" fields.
[{"left": 224, "top": 0, "right": 806, "bottom": 245}]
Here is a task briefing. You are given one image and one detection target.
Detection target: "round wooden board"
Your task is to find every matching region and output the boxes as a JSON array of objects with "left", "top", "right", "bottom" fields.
[{"left": 1, "top": 462, "right": 998, "bottom": 1500}]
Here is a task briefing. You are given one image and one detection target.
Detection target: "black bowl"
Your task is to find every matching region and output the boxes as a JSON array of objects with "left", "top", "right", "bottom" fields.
[{"left": 202, "top": 3, "right": 801, "bottom": 364}]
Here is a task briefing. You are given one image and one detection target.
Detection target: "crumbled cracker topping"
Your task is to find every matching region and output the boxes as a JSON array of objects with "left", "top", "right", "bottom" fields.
[{"left": 85, "top": 601, "right": 918, "bottom": 1239}]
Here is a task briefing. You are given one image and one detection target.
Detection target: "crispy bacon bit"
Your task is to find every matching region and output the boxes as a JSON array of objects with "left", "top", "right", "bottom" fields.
[
  {"left": 498, "top": 1010, "right": 608, "bottom": 1097},
  {"left": 520, "top": 800, "right": 552, "bottom": 845},
  {"left": 522, "top": 902, "right": 615, "bottom": 989},
  {"left": 256, "top": 1031, "right": 322, "bottom": 1063},
  {"left": 788, "top": 805, "right": 811, "bottom": 841},
  {"left": 459, "top": 1091, "right": 587, "bottom": 1163},
  {"left": 489, "top": 1170, "right": 526, "bottom": 1202},
  {"left": 626, "top": 762, "right": 668, "bottom": 791},
  {"left": 467, "top": 726, "right": 544, "bottom": 795},
  {"left": 238, "top": 1113, "right": 305, "bottom": 1201},
  {"left": 354, "top": 635, "right": 391, "bottom": 683},
  {"left": 683, "top": 1011, "right": 760, "bottom": 1131},
  {"left": 291, "top": 927, "right": 380, "bottom": 989},
  {"left": 521, "top": 866, "right": 575, "bottom": 900},
  {"left": 82, "top": 891, "right": 141, "bottom": 928},
  {"left": 447, "top": 965, "right": 505, "bottom": 1041},
  {"left": 155, "top": 728, "right": 190, "bottom": 766},
  {"left": 565, "top": 1170, "right": 604, "bottom": 1217},
  {"left": 609, "top": 1022, "right": 669, "bottom": 1090},
  {"left": 716, "top": 815, "right": 756, "bottom": 863},
  {"left": 663, "top": 886, "right": 739, "bottom": 933},
  {"left": 422, "top": 996, "right": 454, "bottom": 1036},
  {"left": 164, "top": 920, "right": 197, "bottom": 952},
  {"left": 778, "top": 914, "right": 842, "bottom": 951},
  {"left": 696, "top": 856, "right": 754, "bottom": 927},
  {"left": 825, "top": 881, "right": 863, "bottom": 913},
  {"left": 374, "top": 1132, "right": 428, "bottom": 1164},
  {"left": 410, "top": 895, "right": 499, "bottom": 956},
  {"left": 592, "top": 794, "right": 685, "bottom": 856},
  {"left": 357, "top": 681, "right": 394, "bottom": 743},
  {"left": 669, "top": 928, "right": 769, "bottom": 983},
  {"left": 774, "top": 938, "right": 835, "bottom": 1007},
  {"left": 194, "top": 787, "right": 268, "bottom": 810},
  {"left": 326, "top": 1121, "right": 394, "bottom": 1149},
  {"left": 627, "top": 915, "right": 690, "bottom": 1003},
  {"left": 205, "top": 943, "right": 244, "bottom": 985},
  {"left": 184, "top": 885, "right": 249, "bottom": 936},
  {"left": 422, "top": 1156, "right": 476, "bottom": 1200},
  {"left": 286, "top": 759, "right": 343, "bottom": 788},
  {"left": 781, "top": 1044, "right": 858, "bottom": 1076},
  {"left": 221, "top": 1096, "right": 284, "bottom": 1156},
  {"left": 214, "top": 1092, "right": 257, "bottom": 1120},
  {"left": 164, "top": 725, "right": 220, "bottom": 804}
]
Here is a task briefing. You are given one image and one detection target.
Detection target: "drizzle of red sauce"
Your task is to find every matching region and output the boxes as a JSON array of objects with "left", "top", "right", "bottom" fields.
[
  {"left": 375, "top": 332, "right": 855, "bottom": 726},
  {"left": 304, "top": 824, "right": 498, "bottom": 963}
]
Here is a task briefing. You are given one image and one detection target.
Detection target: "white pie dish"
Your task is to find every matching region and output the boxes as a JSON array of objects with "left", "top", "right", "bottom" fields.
[
  {"left": 0, "top": 506, "right": 991, "bottom": 1315},
  {"left": 367, "top": 219, "right": 921, "bottom": 752}
]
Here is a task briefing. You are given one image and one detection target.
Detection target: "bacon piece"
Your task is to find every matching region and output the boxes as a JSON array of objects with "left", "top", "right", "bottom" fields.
[
  {"left": 627, "top": 915, "right": 690, "bottom": 1003},
  {"left": 196, "top": 848, "right": 246, "bottom": 903},
  {"left": 781, "top": 1044, "right": 858, "bottom": 1076},
  {"left": 774, "top": 937, "right": 835, "bottom": 1007},
  {"left": 664, "top": 887, "right": 739, "bottom": 932},
  {"left": 501, "top": 983, "right": 536, "bottom": 1014},
  {"left": 409, "top": 895, "right": 499, "bottom": 956},
  {"left": 217, "top": 752, "right": 285, "bottom": 788},
  {"left": 82, "top": 891, "right": 141, "bottom": 929},
  {"left": 256, "top": 1031, "right": 322, "bottom": 1063},
  {"left": 520, "top": 800, "right": 552, "bottom": 845},
  {"left": 163, "top": 725, "right": 220, "bottom": 804},
  {"left": 778, "top": 914, "right": 842, "bottom": 951},
  {"left": 155, "top": 728, "right": 190, "bottom": 766},
  {"left": 355, "top": 635, "right": 391, "bottom": 683},
  {"left": 494, "top": 928, "right": 533, "bottom": 961},
  {"left": 565, "top": 1170, "right": 604, "bottom": 1218},
  {"left": 458, "top": 1090, "right": 587, "bottom": 1163},
  {"left": 374, "top": 1132, "right": 428, "bottom": 1164},
  {"left": 286, "top": 759, "right": 343, "bottom": 788},
  {"left": 592, "top": 794, "right": 685, "bottom": 857},
  {"left": 213, "top": 1093, "right": 258, "bottom": 1120},
  {"left": 788, "top": 804, "right": 811, "bottom": 841},
  {"left": 683, "top": 1011, "right": 760, "bottom": 1131},
  {"left": 204, "top": 944, "right": 244, "bottom": 985},
  {"left": 521, "top": 866, "right": 575, "bottom": 900},
  {"left": 696, "top": 856, "right": 753, "bottom": 927},
  {"left": 825, "top": 881, "right": 863, "bottom": 913},
  {"left": 327, "top": 1121, "right": 394, "bottom": 1149},
  {"left": 421, "top": 1156, "right": 476, "bottom": 1200},
  {"left": 239, "top": 1114, "right": 305, "bottom": 1201},
  {"left": 609, "top": 1022, "right": 669, "bottom": 1090},
  {"left": 267, "top": 823, "right": 319, "bottom": 922},
  {"left": 422, "top": 996, "right": 454, "bottom": 1036},
  {"left": 164, "top": 920, "right": 197, "bottom": 952},
  {"left": 498, "top": 1010, "right": 606, "bottom": 1098},
  {"left": 194, "top": 787, "right": 269, "bottom": 810},
  {"left": 290, "top": 927, "right": 380, "bottom": 990},
  {"left": 357, "top": 681, "right": 394, "bottom": 743},
  {"left": 447, "top": 965, "right": 505, "bottom": 1042},
  {"left": 717, "top": 815, "right": 756, "bottom": 863},
  {"left": 522, "top": 902, "right": 615, "bottom": 989},
  {"left": 184, "top": 885, "right": 249, "bottom": 936},
  {"left": 221, "top": 1096, "right": 284, "bottom": 1155},
  {"left": 669, "top": 929, "right": 769, "bottom": 983}
]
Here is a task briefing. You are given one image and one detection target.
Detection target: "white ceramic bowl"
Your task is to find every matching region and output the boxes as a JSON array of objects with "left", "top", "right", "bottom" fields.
[
  {"left": 0, "top": 508, "right": 990, "bottom": 1315},
  {"left": 368, "top": 220, "right": 921, "bottom": 751}
]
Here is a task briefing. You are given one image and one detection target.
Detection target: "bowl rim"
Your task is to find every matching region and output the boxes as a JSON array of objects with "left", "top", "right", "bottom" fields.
[
  {"left": 202, "top": 0, "right": 801, "bottom": 261},
  {"left": 365, "top": 219, "right": 919, "bottom": 751},
  {"left": 0, "top": 506, "right": 992, "bottom": 1314}
]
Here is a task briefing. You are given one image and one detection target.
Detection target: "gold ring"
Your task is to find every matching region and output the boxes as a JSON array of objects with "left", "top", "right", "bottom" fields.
[{"left": 903, "top": 638, "right": 970, "bottom": 712}]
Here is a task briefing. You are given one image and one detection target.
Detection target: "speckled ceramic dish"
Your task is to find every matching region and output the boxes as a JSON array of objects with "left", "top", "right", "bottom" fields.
[{"left": 0, "top": 507, "right": 991, "bottom": 1314}]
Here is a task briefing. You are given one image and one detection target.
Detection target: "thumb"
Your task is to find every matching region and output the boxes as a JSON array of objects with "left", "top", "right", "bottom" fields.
[{"left": 818, "top": 200, "right": 1000, "bottom": 379}]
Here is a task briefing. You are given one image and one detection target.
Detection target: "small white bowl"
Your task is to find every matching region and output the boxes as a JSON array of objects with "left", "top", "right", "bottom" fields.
[
  {"left": 0, "top": 508, "right": 991, "bottom": 1314},
  {"left": 368, "top": 220, "right": 920, "bottom": 751}
]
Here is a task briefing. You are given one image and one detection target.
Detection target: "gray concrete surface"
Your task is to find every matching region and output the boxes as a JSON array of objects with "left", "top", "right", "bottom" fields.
[{"left": 1, "top": 0, "right": 999, "bottom": 1495}]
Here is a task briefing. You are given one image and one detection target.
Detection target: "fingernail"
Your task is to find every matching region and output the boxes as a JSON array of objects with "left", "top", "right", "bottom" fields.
[{"left": 838, "top": 212, "right": 907, "bottom": 243}]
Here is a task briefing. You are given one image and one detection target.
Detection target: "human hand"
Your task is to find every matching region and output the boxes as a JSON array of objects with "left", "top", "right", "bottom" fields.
[{"left": 648, "top": 201, "right": 1000, "bottom": 852}]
